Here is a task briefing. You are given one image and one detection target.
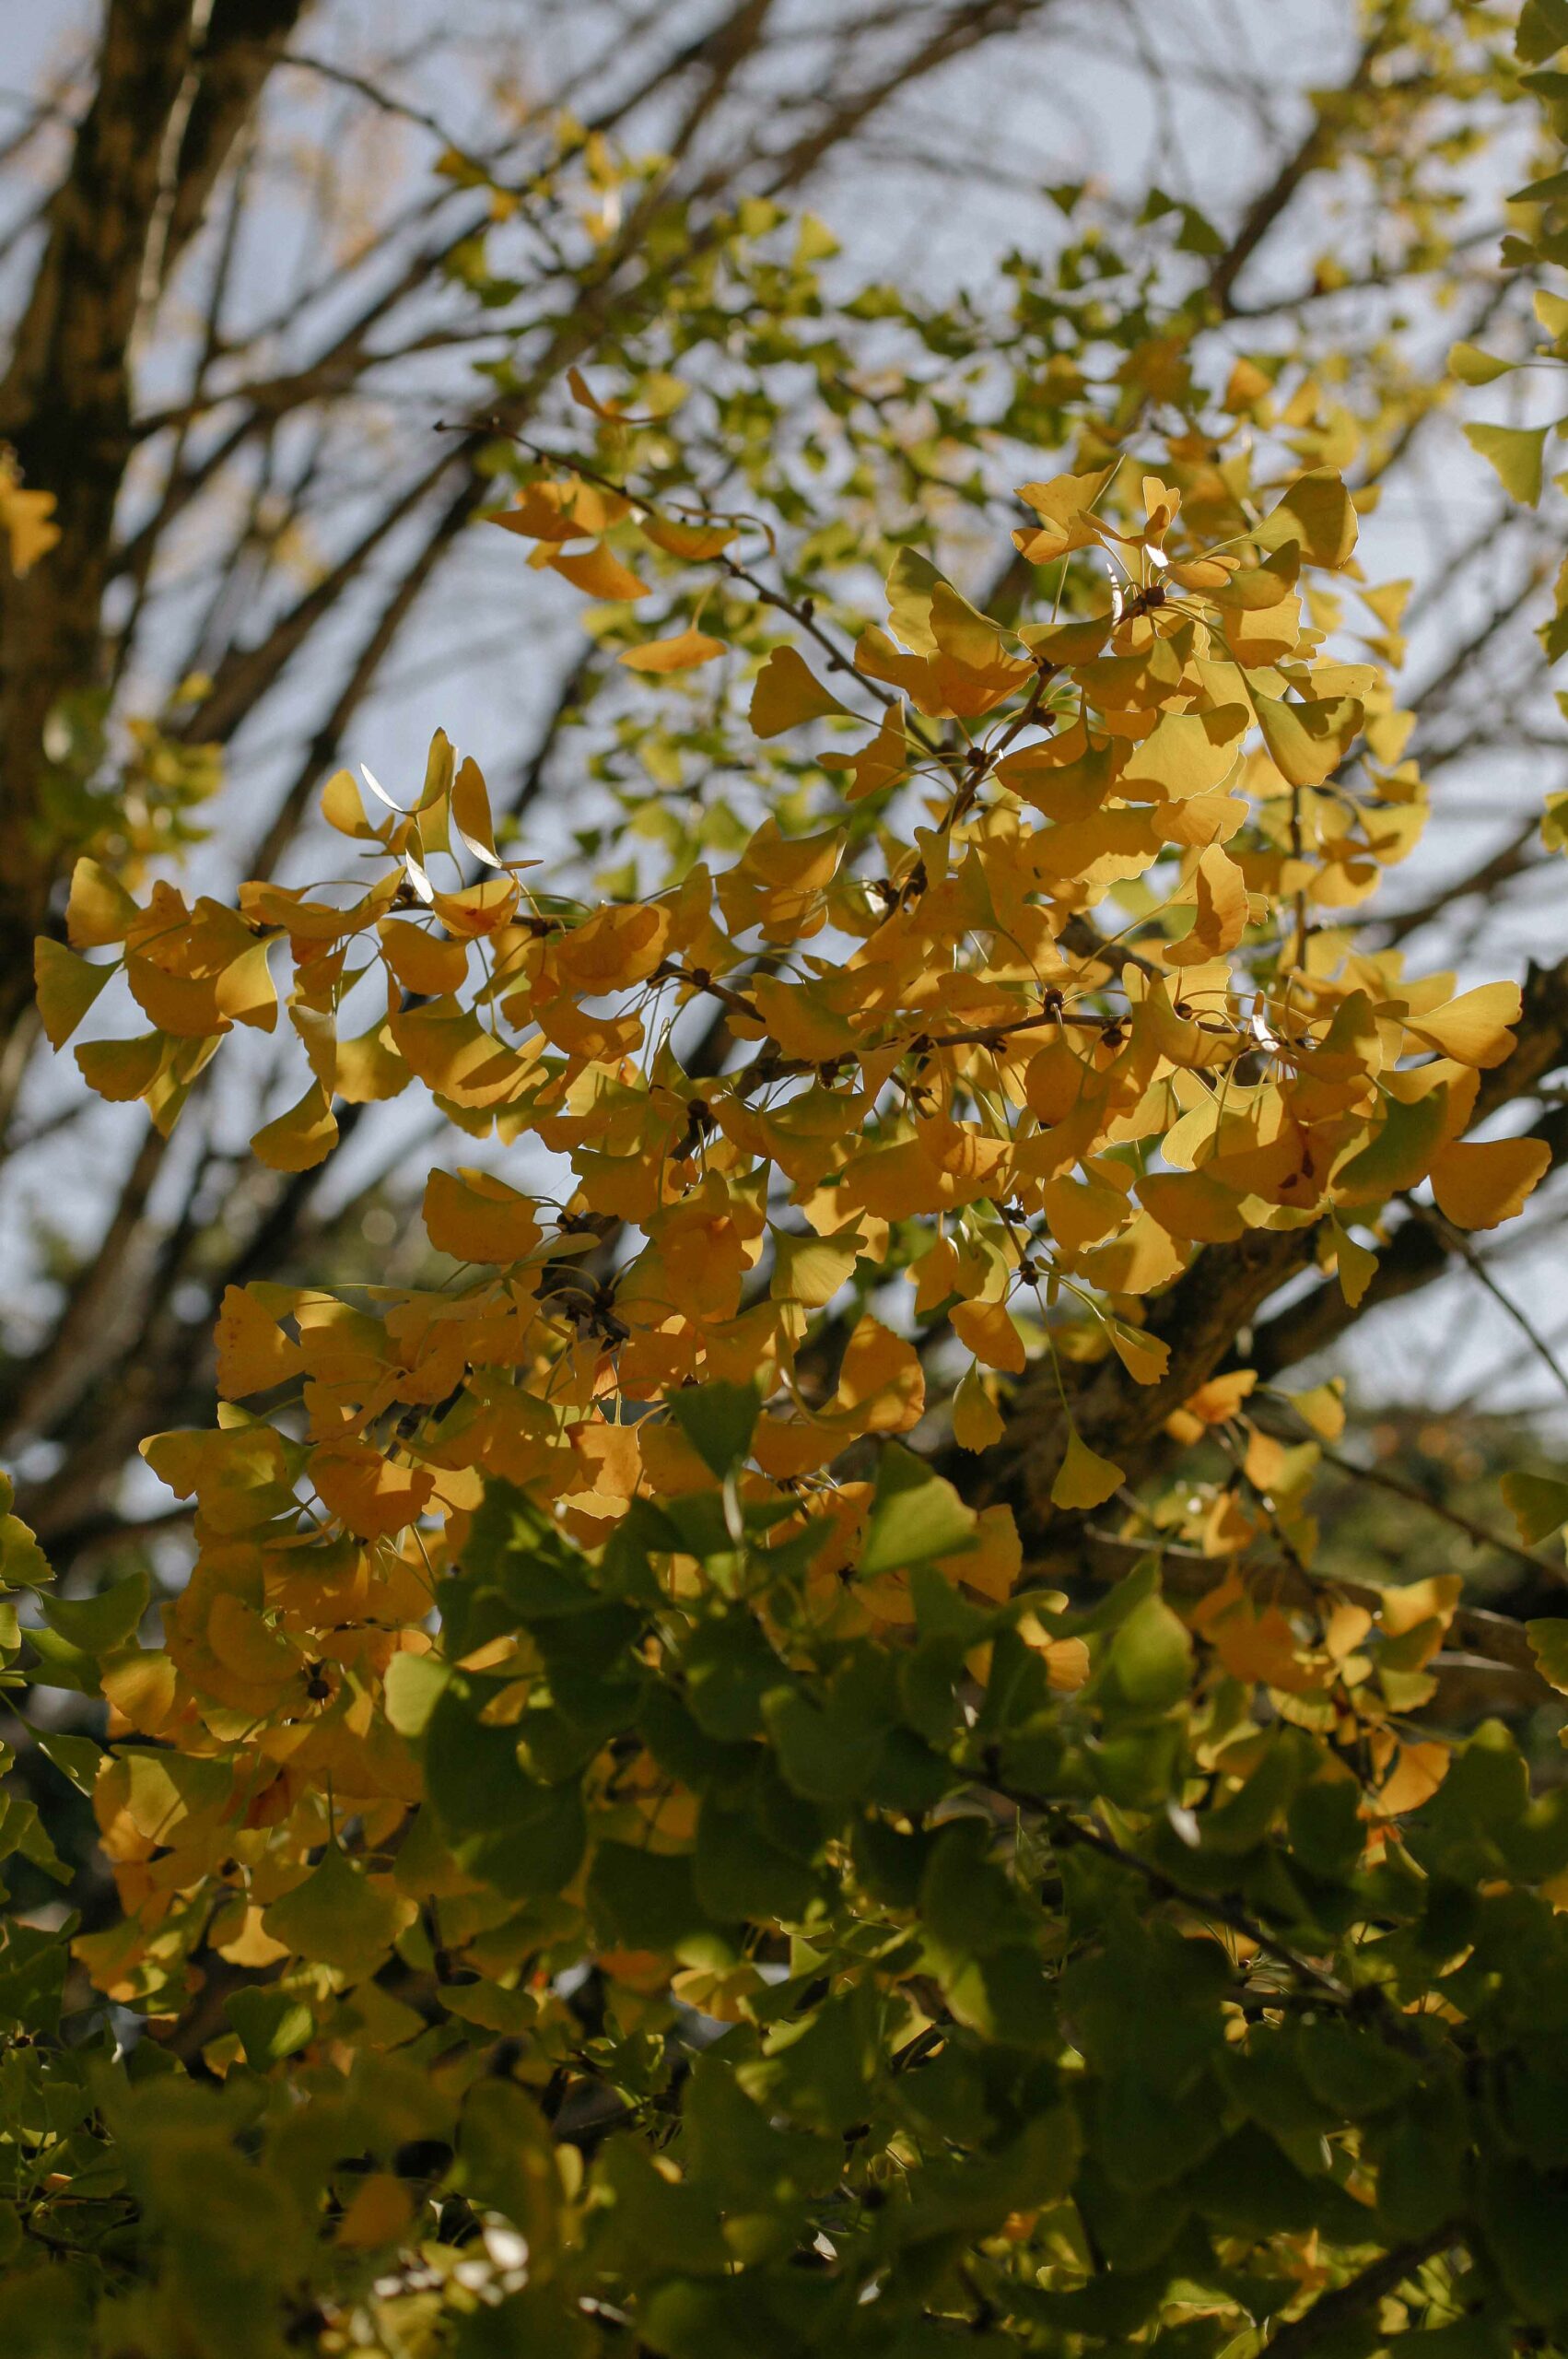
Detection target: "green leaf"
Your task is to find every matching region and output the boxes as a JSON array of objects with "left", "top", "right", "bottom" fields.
[
  {"left": 1464, "top": 420, "right": 1548, "bottom": 507},
  {"left": 1103, "top": 1593, "right": 1191, "bottom": 1712},
  {"left": 260, "top": 1842, "right": 415, "bottom": 1979},
  {"left": 1519, "top": 0, "right": 1568, "bottom": 65},
  {"left": 225, "top": 1987, "right": 316, "bottom": 2070},
  {"left": 666, "top": 1379, "right": 759, "bottom": 1479},
  {"left": 859, "top": 1442, "right": 975, "bottom": 1576},
  {"left": 383, "top": 1649, "right": 451, "bottom": 1737},
  {"left": 1527, "top": 1619, "right": 1568, "bottom": 1694},
  {"left": 1503, "top": 1469, "right": 1568, "bottom": 1545},
  {"left": 1448, "top": 342, "right": 1515, "bottom": 387},
  {"left": 41, "top": 1568, "right": 149, "bottom": 1656},
  {"left": 1333, "top": 1086, "right": 1447, "bottom": 1205}
]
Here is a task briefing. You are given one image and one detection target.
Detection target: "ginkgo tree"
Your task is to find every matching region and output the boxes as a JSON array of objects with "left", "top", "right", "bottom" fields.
[{"left": 13, "top": 9, "right": 1568, "bottom": 2359}]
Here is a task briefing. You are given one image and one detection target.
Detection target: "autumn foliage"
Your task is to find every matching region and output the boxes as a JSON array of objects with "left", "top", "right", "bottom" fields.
[{"left": 12, "top": 7, "right": 1568, "bottom": 2355}]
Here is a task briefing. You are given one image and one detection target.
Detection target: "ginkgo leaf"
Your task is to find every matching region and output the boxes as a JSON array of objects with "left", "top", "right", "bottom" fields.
[
  {"left": 1404, "top": 981, "right": 1521, "bottom": 1068},
  {"left": 1429, "top": 1134, "right": 1551, "bottom": 1230},
  {"left": 749, "top": 645, "right": 851, "bottom": 737},
  {"left": 215, "top": 1286, "right": 301, "bottom": 1399},
  {"left": 1464, "top": 420, "right": 1547, "bottom": 506},
  {"left": 1050, "top": 1427, "right": 1125, "bottom": 1512},
  {"left": 311, "top": 1441, "right": 434, "bottom": 1539},
  {"left": 65, "top": 858, "right": 139, "bottom": 949},
  {"left": 75, "top": 1030, "right": 165, "bottom": 1103},
  {"left": 951, "top": 1296, "right": 1026, "bottom": 1374},
  {"left": 1253, "top": 691, "right": 1363, "bottom": 788},
  {"left": 380, "top": 920, "right": 471, "bottom": 995},
  {"left": 1165, "top": 844, "right": 1249, "bottom": 964},
  {"left": 451, "top": 755, "right": 500, "bottom": 863},
  {"left": 1330, "top": 1218, "right": 1377, "bottom": 1308},
  {"left": 1106, "top": 1321, "right": 1170, "bottom": 1386},
  {"left": 261, "top": 1843, "right": 415, "bottom": 1980},
  {"left": 952, "top": 1365, "right": 1006, "bottom": 1450},
  {"left": 1334, "top": 1087, "right": 1448, "bottom": 1204},
  {"left": 1253, "top": 467, "right": 1358, "bottom": 567},
  {"left": 321, "top": 768, "right": 382, "bottom": 839},
  {"left": 1505, "top": 1471, "right": 1568, "bottom": 1545},
  {"left": 1449, "top": 342, "right": 1515, "bottom": 385},
  {"left": 35, "top": 939, "right": 112, "bottom": 1049},
  {"left": 548, "top": 541, "right": 649, "bottom": 599},
  {"left": 1119, "top": 706, "right": 1249, "bottom": 799},
  {"left": 252, "top": 1082, "right": 339, "bottom": 1173},
  {"left": 640, "top": 514, "right": 737, "bottom": 559},
  {"left": 618, "top": 628, "right": 726, "bottom": 672},
  {"left": 423, "top": 1168, "right": 542, "bottom": 1262}
]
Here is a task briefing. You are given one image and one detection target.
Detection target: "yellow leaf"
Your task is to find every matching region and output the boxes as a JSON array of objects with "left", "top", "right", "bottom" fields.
[
  {"left": 952, "top": 1365, "right": 1006, "bottom": 1451},
  {"left": 334, "top": 1021, "right": 411, "bottom": 1104},
  {"left": 1165, "top": 844, "right": 1249, "bottom": 965},
  {"left": 1288, "top": 1380, "right": 1346, "bottom": 1440},
  {"left": 1119, "top": 706, "right": 1249, "bottom": 799},
  {"left": 1139, "top": 1168, "right": 1246, "bottom": 1243},
  {"left": 66, "top": 858, "right": 140, "bottom": 949},
  {"left": 451, "top": 754, "right": 499, "bottom": 862},
  {"left": 35, "top": 938, "right": 112, "bottom": 1048},
  {"left": 0, "top": 466, "right": 60, "bottom": 575},
  {"left": 252, "top": 1081, "right": 338, "bottom": 1172},
  {"left": 423, "top": 1167, "right": 542, "bottom": 1262},
  {"left": 380, "top": 919, "right": 469, "bottom": 997},
  {"left": 1404, "top": 981, "right": 1521, "bottom": 1069},
  {"left": 749, "top": 645, "right": 850, "bottom": 738},
  {"left": 952, "top": 1296, "right": 1026, "bottom": 1374},
  {"left": 640, "top": 514, "right": 737, "bottom": 560},
  {"left": 548, "top": 541, "right": 649, "bottom": 599},
  {"left": 618, "top": 628, "right": 726, "bottom": 672},
  {"left": 1106, "top": 1322, "right": 1170, "bottom": 1386},
  {"left": 1050, "top": 1427, "right": 1125, "bottom": 1512},
  {"left": 321, "top": 768, "right": 381, "bottom": 839},
  {"left": 215, "top": 1285, "right": 301, "bottom": 1399},
  {"left": 311, "top": 1441, "right": 434, "bottom": 1540},
  {"left": 75, "top": 1031, "right": 165, "bottom": 1102},
  {"left": 1428, "top": 1134, "right": 1550, "bottom": 1231},
  {"left": 1253, "top": 691, "right": 1363, "bottom": 788},
  {"left": 1253, "top": 468, "right": 1358, "bottom": 569},
  {"left": 1330, "top": 1218, "right": 1376, "bottom": 1307}
]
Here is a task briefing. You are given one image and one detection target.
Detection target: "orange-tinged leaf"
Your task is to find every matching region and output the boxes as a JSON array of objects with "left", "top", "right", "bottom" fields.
[
  {"left": 1049, "top": 1427, "right": 1124, "bottom": 1512},
  {"left": 640, "top": 513, "right": 737, "bottom": 560},
  {"left": 451, "top": 754, "right": 499, "bottom": 863},
  {"left": 619, "top": 628, "right": 726, "bottom": 673},
  {"left": 1139, "top": 1168, "right": 1246, "bottom": 1243},
  {"left": 833, "top": 1316, "right": 925, "bottom": 1434},
  {"left": 380, "top": 919, "right": 469, "bottom": 997},
  {"left": 1428, "top": 1133, "right": 1550, "bottom": 1231},
  {"left": 35, "top": 938, "right": 112, "bottom": 1048},
  {"left": 336, "top": 2174, "right": 414, "bottom": 2251},
  {"left": 252, "top": 1081, "right": 338, "bottom": 1172},
  {"left": 1106, "top": 1322, "right": 1170, "bottom": 1386},
  {"left": 951, "top": 1296, "right": 1026, "bottom": 1374},
  {"left": 749, "top": 645, "right": 850, "bottom": 737},
  {"left": 423, "top": 1167, "right": 542, "bottom": 1262},
  {"left": 548, "top": 541, "right": 649, "bottom": 599},
  {"left": 66, "top": 858, "right": 140, "bottom": 948},
  {"left": 311, "top": 1441, "right": 434, "bottom": 1540},
  {"left": 215, "top": 1285, "right": 302, "bottom": 1399}
]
